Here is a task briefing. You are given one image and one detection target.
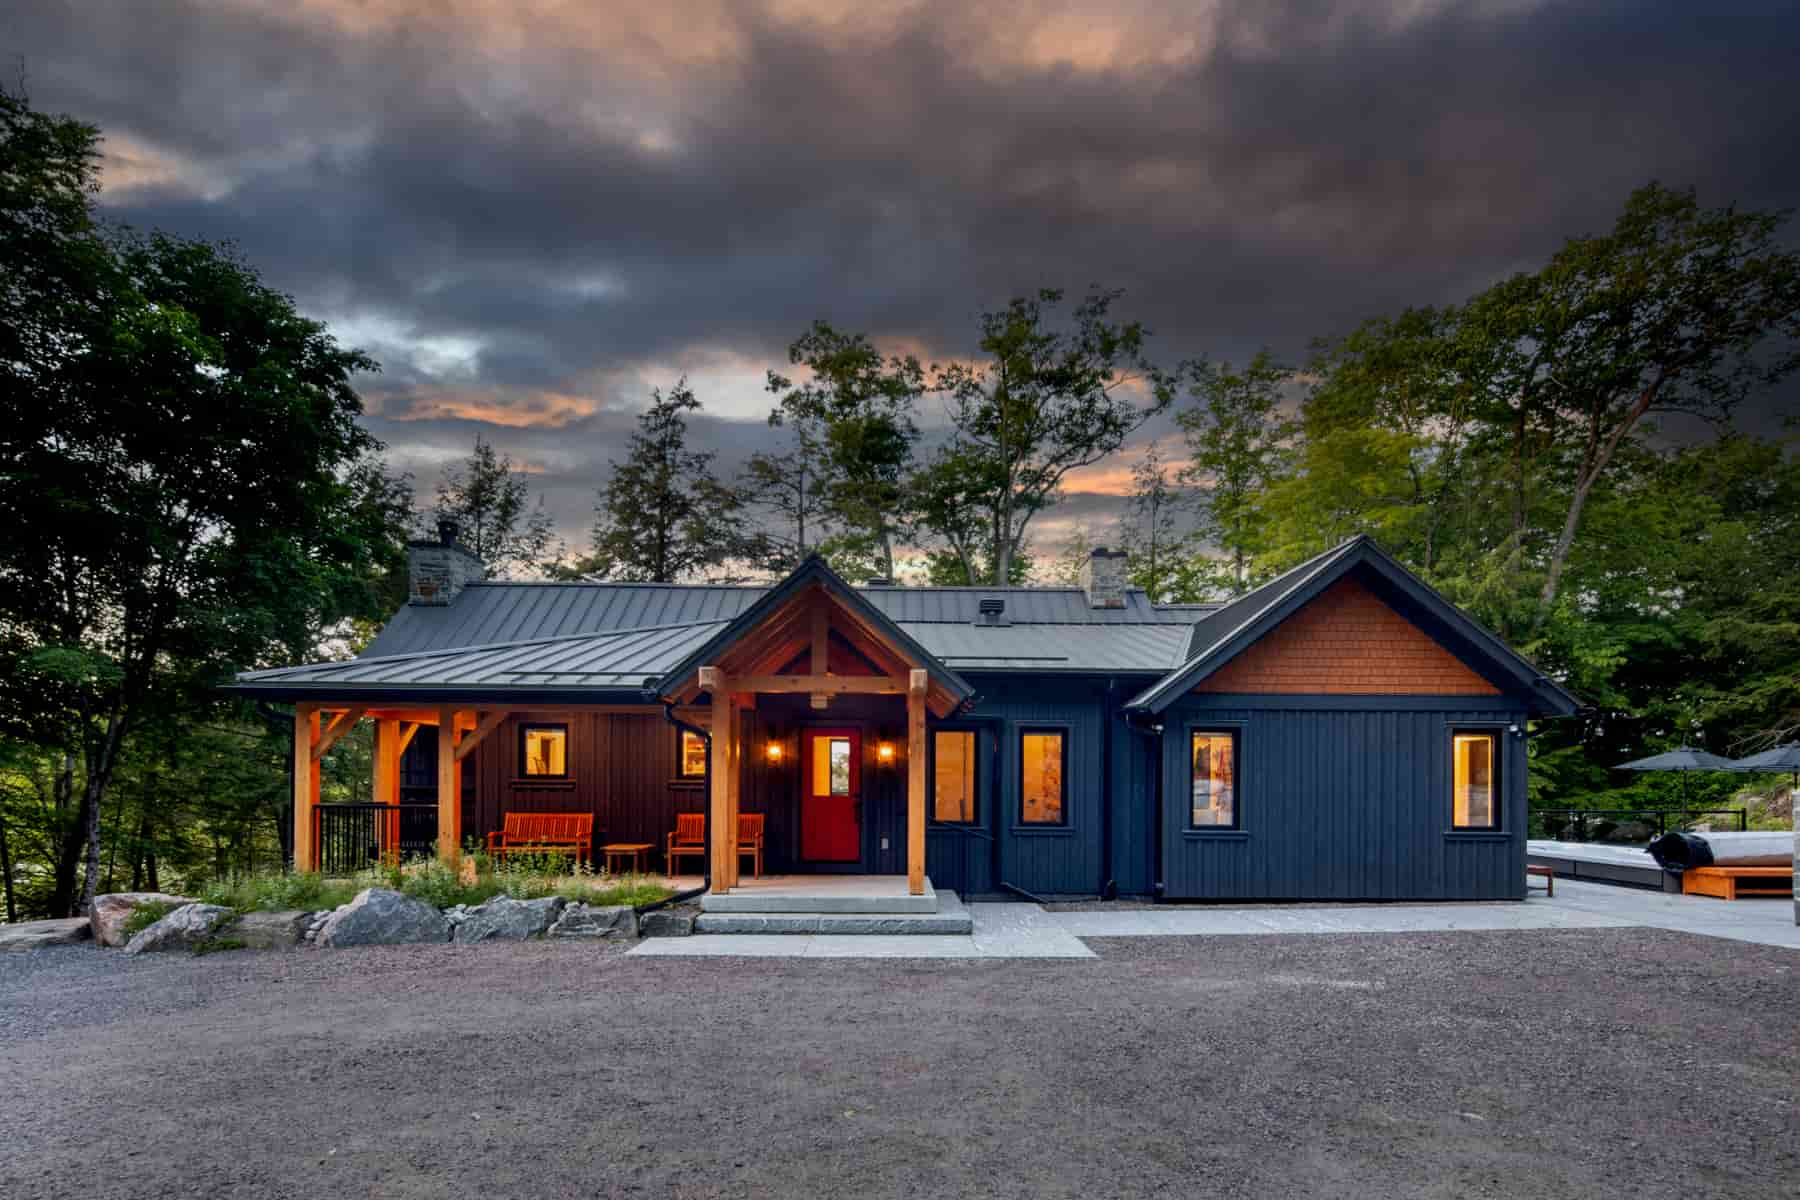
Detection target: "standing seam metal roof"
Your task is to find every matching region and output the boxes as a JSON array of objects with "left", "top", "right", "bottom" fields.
[{"left": 362, "top": 581, "right": 1217, "bottom": 658}]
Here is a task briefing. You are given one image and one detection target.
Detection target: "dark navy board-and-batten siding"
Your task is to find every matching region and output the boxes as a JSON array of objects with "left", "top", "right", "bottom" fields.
[{"left": 1158, "top": 696, "right": 1529, "bottom": 901}]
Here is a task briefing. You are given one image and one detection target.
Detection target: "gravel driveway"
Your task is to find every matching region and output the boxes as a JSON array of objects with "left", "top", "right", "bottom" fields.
[{"left": 1, "top": 927, "right": 1795, "bottom": 1199}]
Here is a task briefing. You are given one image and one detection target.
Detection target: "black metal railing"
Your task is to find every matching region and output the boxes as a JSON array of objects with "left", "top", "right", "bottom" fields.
[
  {"left": 315, "top": 804, "right": 439, "bottom": 875},
  {"left": 1529, "top": 808, "right": 1747, "bottom": 844}
]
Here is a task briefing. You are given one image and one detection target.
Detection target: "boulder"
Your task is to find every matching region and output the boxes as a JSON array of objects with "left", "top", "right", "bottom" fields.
[
  {"left": 123, "top": 903, "right": 234, "bottom": 955},
  {"left": 315, "top": 889, "right": 450, "bottom": 948},
  {"left": 454, "top": 896, "right": 565, "bottom": 943},
  {"left": 223, "top": 909, "right": 310, "bottom": 950},
  {"left": 0, "top": 917, "right": 92, "bottom": 953},
  {"left": 638, "top": 908, "right": 696, "bottom": 938},
  {"left": 90, "top": 892, "right": 196, "bottom": 948},
  {"left": 547, "top": 902, "right": 636, "bottom": 940}
]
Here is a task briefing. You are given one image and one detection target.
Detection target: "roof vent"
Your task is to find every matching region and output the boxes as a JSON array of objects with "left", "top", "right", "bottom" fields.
[
  {"left": 862, "top": 576, "right": 892, "bottom": 587},
  {"left": 976, "top": 596, "right": 1009, "bottom": 627}
]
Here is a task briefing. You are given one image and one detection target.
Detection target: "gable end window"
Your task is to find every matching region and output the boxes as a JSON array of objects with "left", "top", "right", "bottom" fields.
[
  {"left": 1452, "top": 731, "right": 1498, "bottom": 829},
  {"left": 520, "top": 724, "right": 569, "bottom": 778},
  {"left": 678, "top": 729, "right": 707, "bottom": 779},
  {"left": 1019, "top": 729, "right": 1067, "bottom": 825},
  {"left": 1190, "top": 731, "right": 1238, "bottom": 828}
]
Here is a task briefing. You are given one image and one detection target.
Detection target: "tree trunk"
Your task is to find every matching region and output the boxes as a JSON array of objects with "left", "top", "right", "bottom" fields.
[
  {"left": 1532, "top": 375, "right": 1662, "bottom": 629},
  {"left": 0, "top": 806, "right": 16, "bottom": 922},
  {"left": 76, "top": 717, "right": 128, "bottom": 916},
  {"left": 49, "top": 755, "right": 82, "bottom": 917}
]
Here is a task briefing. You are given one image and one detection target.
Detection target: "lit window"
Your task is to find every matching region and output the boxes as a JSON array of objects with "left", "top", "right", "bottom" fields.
[
  {"left": 520, "top": 724, "right": 568, "bottom": 777},
  {"left": 934, "top": 730, "right": 978, "bottom": 823},
  {"left": 1191, "top": 731, "right": 1237, "bottom": 828},
  {"left": 1020, "top": 730, "right": 1065, "bottom": 824},
  {"left": 812, "top": 736, "right": 853, "bottom": 796},
  {"left": 1453, "top": 732, "right": 1498, "bottom": 828},
  {"left": 678, "top": 730, "right": 707, "bottom": 778}
]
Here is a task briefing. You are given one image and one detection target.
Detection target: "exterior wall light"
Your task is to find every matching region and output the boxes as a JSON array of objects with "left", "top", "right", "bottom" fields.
[
  {"left": 876, "top": 741, "right": 897, "bottom": 765},
  {"left": 765, "top": 742, "right": 784, "bottom": 763}
]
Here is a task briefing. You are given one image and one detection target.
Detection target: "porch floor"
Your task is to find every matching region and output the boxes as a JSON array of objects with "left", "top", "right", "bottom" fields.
[{"left": 700, "top": 874, "right": 940, "bottom": 914}]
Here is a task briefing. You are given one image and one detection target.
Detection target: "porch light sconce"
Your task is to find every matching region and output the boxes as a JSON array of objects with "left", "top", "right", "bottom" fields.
[
  {"left": 876, "top": 741, "right": 897, "bottom": 766},
  {"left": 765, "top": 741, "right": 785, "bottom": 764}
]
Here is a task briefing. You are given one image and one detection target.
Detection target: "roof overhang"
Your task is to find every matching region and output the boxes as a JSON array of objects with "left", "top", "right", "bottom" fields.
[{"left": 1125, "top": 536, "right": 1582, "bottom": 718}]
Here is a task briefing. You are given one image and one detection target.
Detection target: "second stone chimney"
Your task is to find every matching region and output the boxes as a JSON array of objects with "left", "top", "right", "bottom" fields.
[
  {"left": 1079, "top": 547, "right": 1128, "bottom": 610},
  {"left": 407, "top": 517, "right": 486, "bottom": 606}
]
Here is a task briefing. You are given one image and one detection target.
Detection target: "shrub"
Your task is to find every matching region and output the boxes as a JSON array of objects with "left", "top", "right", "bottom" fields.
[
  {"left": 196, "top": 872, "right": 361, "bottom": 915},
  {"left": 119, "top": 899, "right": 181, "bottom": 940}
]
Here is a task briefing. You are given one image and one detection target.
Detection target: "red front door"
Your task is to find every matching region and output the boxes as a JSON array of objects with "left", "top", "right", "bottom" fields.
[{"left": 801, "top": 728, "right": 861, "bottom": 863}]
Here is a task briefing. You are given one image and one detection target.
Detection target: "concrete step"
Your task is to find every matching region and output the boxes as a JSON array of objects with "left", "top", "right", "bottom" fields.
[
  {"left": 700, "top": 876, "right": 940, "bottom": 914},
  {"left": 695, "top": 893, "right": 972, "bottom": 935}
]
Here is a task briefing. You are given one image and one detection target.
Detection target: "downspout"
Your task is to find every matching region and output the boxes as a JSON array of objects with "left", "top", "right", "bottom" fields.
[
  {"left": 1099, "top": 677, "right": 1117, "bottom": 901},
  {"left": 654, "top": 693, "right": 712, "bottom": 900},
  {"left": 1126, "top": 711, "right": 1165, "bottom": 901}
]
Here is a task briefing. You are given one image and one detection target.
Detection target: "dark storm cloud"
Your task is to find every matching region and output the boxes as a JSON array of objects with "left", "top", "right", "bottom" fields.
[{"left": 6, "top": 0, "right": 1797, "bottom": 551}]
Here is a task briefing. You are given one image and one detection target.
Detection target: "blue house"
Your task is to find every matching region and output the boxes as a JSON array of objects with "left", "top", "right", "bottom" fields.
[{"left": 233, "top": 529, "right": 1578, "bottom": 903}]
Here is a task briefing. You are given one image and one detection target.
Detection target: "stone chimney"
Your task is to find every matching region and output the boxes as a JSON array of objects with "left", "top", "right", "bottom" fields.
[
  {"left": 407, "top": 518, "right": 486, "bottom": 606},
  {"left": 1079, "top": 547, "right": 1128, "bottom": 610}
]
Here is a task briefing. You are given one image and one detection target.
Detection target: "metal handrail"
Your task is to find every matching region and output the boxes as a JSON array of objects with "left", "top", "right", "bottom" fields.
[{"left": 1529, "top": 807, "right": 1746, "bottom": 843}]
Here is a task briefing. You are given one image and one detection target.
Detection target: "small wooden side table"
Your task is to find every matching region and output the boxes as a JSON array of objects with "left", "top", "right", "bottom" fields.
[
  {"left": 602, "top": 842, "right": 654, "bottom": 875},
  {"left": 1526, "top": 863, "right": 1555, "bottom": 897}
]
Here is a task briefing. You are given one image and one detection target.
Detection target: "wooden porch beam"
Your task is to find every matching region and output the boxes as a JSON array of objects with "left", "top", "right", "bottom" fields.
[
  {"left": 732, "top": 674, "right": 907, "bottom": 695},
  {"left": 396, "top": 721, "right": 422, "bottom": 757},
  {"left": 907, "top": 679, "right": 927, "bottom": 895},
  {"left": 373, "top": 717, "right": 401, "bottom": 865},
  {"left": 292, "top": 704, "right": 320, "bottom": 872},
  {"left": 708, "top": 674, "right": 733, "bottom": 893},
  {"left": 311, "top": 705, "right": 368, "bottom": 761},
  {"left": 436, "top": 705, "right": 463, "bottom": 861},
  {"left": 454, "top": 709, "right": 508, "bottom": 763}
]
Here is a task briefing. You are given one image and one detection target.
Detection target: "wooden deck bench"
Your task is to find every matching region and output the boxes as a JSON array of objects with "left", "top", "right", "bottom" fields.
[
  {"left": 1680, "top": 865, "right": 1792, "bottom": 901},
  {"left": 487, "top": 812, "right": 594, "bottom": 867},
  {"left": 1526, "top": 863, "right": 1555, "bottom": 897}
]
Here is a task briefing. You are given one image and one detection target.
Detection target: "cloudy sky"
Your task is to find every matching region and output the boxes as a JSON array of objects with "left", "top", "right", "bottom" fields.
[{"left": 7, "top": 0, "right": 1798, "bottom": 566}]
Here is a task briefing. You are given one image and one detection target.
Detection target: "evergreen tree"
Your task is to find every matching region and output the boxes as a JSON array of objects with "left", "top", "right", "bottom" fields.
[{"left": 430, "top": 434, "right": 560, "bottom": 577}]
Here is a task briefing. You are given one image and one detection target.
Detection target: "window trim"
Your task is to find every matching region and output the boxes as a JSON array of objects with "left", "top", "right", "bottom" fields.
[
  {"left": 518, "top": 722, "right": 570, "bottom": 779},
  {"left": 928, "top": 726, "right": 982, "bottom": 826},
  {"left": 1187, "top": 727, "right": 1242, "bottom": 831},
  {"left": 676, "top": 728, "right": 707, "bottom": 780},
  {"left": 1449, "top": 726, "right": 1502, "bottom": 831},
  {"left": 1016, "top": 725, "right": 1070, "bottom": 828}
]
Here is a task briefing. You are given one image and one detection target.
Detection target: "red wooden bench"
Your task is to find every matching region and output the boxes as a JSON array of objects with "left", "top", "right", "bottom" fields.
[{"left": 487, "top": 812, "right": 594, "bottom": 867}]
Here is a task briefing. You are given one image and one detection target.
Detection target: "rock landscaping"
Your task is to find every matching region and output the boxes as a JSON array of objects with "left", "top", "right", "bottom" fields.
[
  {"left": 124, "top": 903, "right": 235, "bottom": 955},
  {"left": 0, "top": 917, "right": 92, "bottom": 952},
  {"left": 3, "top": 884, "right": 686, "bottom": 957},
  {"left": 89, "top": 892, "right": 196, "bottom": 948}
]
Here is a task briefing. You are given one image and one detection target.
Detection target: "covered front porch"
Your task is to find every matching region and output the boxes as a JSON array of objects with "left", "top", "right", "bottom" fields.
[{"left": 274, "top": 557, "right": 974, "bottom": 898}]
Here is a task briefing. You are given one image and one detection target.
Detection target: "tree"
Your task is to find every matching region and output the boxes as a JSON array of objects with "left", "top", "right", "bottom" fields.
[
  {"left": 927, "top": 289, "right": 1176, "bottom": 585},
  {"left": 586, "top": 380, "right": 750, "bottom": 582},
  {"left": 1483, "top": 184, "right": 1800, "bottom": 626},
  {"left": 0, "top": 105, "right": 408, "bottom": 915},
  {"left": 737, "top": 398, "right": 833, "bottom": 573},
  {"left": 430, "top": 434, "right": 560, "bottom": 577},
  {"left": 1176, "top": 352, "right": 1296, "bottom": 595},
  {"left": 1115, "top": 444, "right": 1189, "bottom": 602}
]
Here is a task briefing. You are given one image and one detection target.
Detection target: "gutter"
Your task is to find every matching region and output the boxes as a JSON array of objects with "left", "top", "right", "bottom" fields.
[
  {"left": 654, "top": 693, "right": 712, "bottom": 894},
  {"left": 1125, "top": 711, "right": 1166, "bottom": 901}
]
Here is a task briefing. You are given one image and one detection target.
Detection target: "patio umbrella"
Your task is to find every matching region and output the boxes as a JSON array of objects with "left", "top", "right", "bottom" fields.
[
  {"left": 1724, "top": 742, "right": 1800, "bottom": 790},
  {"left": 1614, "top": 746, "right": 1736, "bottom": 805}
]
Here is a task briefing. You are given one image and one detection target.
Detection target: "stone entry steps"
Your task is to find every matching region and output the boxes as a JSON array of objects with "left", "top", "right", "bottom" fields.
[
  {"left": 699, "top": 875, "right": 941, "bottom": 915},
  {"left": 694, "top": 892, "right": 973, "bottom": 935}
]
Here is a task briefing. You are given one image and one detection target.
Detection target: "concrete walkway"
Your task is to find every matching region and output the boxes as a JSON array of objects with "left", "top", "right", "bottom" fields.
[{"left": 630, "top": 878, "right": 1798, "bottom": 958}]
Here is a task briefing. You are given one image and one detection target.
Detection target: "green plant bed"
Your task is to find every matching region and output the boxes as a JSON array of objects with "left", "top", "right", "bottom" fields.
[
  {"left": 119, "top": 899, "right": 182, "bottom": 940},
  {"left": 198, "top": 872, "right": 362, "bottom": 915}
]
